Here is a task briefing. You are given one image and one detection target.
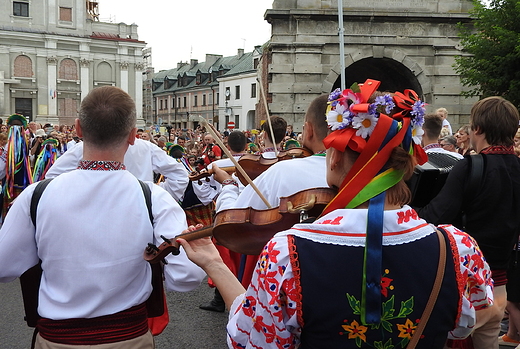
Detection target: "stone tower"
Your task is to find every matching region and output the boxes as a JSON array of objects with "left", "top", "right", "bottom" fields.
[{"left": 263, "top": 0, "right": 477, "bottom": 131}]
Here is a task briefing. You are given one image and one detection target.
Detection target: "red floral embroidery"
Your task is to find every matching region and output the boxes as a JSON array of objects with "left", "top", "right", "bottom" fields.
[
  {"left": 397, "top": 209, "right": 418, "bottom": 224},
  {"left": 321, "top": 216, "right": 343, "bottom": 225}
]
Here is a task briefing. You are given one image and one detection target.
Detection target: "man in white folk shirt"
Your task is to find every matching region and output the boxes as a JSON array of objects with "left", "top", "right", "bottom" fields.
[
  {"left": 211, "top": 95, "right": 330, "bottom": 289},
  {"left": 45, "top": 122, "right": 189, "bottom": 202},
  {"left": 0, "top": 86, "right": 205, "bottom": 349}
]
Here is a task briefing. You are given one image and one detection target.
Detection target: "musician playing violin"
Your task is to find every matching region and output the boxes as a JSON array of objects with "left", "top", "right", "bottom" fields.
[
  {"left": 212, "top": 95, "right": 330, "bottom": 289},
  {"left": 179, "top": 80, "right": 493, "bottom": 348},
  {"left": 0, "top": 86, "right": 205, "bottom": 349}
]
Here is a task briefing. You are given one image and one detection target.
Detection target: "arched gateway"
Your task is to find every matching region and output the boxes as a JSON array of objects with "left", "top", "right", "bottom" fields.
[{"left": 261, "top": 0, "right": 477, "bottom": 131}]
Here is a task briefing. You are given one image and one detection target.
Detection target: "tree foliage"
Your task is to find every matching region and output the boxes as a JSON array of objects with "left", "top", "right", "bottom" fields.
[{"left": 455, "top": 0, "right": 520, "bottom": 108}]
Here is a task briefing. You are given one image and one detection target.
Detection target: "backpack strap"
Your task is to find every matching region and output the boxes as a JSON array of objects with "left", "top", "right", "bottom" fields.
[
  {"left": 138, "top": 179, "right": 153, "bottom": 225},
  {"left": 30, "top": 178, "right": 54, "bottom": 226},
  {"left": 465, "top": 154, "right": 484, "bottom": 198}
]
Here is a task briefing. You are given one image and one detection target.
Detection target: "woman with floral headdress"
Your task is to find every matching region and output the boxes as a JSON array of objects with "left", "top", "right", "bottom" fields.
[{"left": 178, "top": 80, "right": 493, "bottom": 348}]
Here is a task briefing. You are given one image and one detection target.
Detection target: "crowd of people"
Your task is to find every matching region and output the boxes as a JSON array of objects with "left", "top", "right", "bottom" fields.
[{"left": 0, "top": 82, "right": 518, "bottom": 349}]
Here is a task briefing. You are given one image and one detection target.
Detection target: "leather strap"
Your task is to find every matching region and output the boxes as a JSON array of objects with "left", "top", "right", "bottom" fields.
[{"left": 406, "top": 229, "right": 446, "bottom": 348}]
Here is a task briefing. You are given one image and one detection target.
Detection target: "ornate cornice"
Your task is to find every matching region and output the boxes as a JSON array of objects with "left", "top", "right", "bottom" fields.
[{"left": 46, "top": 56, "right": 58, "bottom": 65}]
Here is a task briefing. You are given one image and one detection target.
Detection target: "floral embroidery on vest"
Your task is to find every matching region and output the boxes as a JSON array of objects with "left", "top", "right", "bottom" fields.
[{"left": 340, "top": 269, "right": 421, "bottom": 348}]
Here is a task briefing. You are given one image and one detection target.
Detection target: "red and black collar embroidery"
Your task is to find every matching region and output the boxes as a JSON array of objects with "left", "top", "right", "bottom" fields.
[
  {"left": 480, "top": 145, "right": 515, "bottom": 155},
  {"left": 78, "top": 160, "right": 126, "bottom": 171}
]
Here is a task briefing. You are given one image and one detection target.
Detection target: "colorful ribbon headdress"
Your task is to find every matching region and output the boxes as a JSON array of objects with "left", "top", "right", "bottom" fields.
[{"left": 322, "top": 79, "right": 427, "bottom": 325}]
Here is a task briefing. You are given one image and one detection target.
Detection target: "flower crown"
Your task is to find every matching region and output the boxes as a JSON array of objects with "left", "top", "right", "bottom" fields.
[{"left": 326, "top": 80, "right": 426, "bottom": 146}]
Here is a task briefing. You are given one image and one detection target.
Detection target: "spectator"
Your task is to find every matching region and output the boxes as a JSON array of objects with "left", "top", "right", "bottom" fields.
[{"left": 436, "top": 107, "right": 453, "bottom": 135}]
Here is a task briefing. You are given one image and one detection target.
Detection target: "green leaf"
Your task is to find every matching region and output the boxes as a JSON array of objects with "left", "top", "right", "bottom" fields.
[
  {"left": 381, "top": 319, "right": 393, "bottom": 333},
  {"left": 382, "top": 295, "right": 395, "bottom": 319},
  {"left": 350, "top": 82, "right": 361, "bottom": 93},
  {"left": 397, "top": 297, "right": 414, "bottom": 318},
  {"left": 374, "top": 341, "right": 384, "bottom": 349},
  {"left": 355, "top": 336, "right": 362, "bottom": 348},
  {"left": 384, "top": 338, "right": 395, "bottom": 349},
  {"left": 346, "top": 293, "right": 361, "bottom": 314}
]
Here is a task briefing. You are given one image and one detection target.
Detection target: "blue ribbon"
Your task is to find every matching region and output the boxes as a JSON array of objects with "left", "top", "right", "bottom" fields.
[{"left": 361, "top": 191, "right": 385, "bottom": 325}]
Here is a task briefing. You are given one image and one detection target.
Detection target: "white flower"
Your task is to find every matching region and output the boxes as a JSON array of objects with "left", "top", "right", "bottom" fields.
[
  {"left": 411, "top": 123, "right": 424, "bottom": 145},
  {"left": 352, "top": 113, "right": 378, "bottom": 139},
  {"left": 327, "top": 103, "right": 351, "bottom": 130}
]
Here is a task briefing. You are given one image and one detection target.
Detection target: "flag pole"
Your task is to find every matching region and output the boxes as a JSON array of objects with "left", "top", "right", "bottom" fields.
[{"left": 338, "top": 0, "right": 346, "bottom": 90}]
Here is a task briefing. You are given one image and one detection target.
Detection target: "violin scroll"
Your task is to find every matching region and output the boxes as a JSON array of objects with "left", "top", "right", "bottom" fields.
[{"left": 144, "top": 227, "right": 213, "bottom": 264}]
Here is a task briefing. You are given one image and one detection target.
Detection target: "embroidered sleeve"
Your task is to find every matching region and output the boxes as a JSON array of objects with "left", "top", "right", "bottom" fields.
[
  {"left": 441, "top": 225, "right": 494, "bottom": 339},
  {"left": 227, "top": 235, "right": 301, "bottom": 348}
]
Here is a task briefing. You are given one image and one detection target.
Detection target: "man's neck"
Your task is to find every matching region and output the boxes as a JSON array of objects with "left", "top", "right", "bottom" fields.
[{"left": 82, "top": 143, "right": 127, "bottom": 163}]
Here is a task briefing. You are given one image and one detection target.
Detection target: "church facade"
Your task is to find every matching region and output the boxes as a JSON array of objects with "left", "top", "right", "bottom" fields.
[{"left": 0, "top": 0, "right": 146, "bottom": 126}]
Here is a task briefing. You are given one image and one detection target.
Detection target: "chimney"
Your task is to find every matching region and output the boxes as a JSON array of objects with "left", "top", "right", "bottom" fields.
[
  {"left": 190, "top": 59, "right": 198, "bottom": 68},
  {"left": 237, "top": 48, "right": 244, "bottom": 58}
]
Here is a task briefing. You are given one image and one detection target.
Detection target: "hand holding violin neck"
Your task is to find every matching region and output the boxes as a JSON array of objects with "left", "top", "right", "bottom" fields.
[{"left": 144, "top": 226, "right": 213, "bottom": 264}]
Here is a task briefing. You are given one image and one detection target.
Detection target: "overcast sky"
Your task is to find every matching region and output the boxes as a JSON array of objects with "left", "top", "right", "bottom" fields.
[{"left": 98, "top": 0, "right": 274, "bottom": 72}]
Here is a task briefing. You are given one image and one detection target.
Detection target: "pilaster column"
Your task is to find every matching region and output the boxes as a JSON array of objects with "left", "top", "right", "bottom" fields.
[
  {"left": 47, "top": 56, "right": 58, "bottom": 116},
  {"left": 135, "top": 63, "right": 144, "bottom": 120},
  {"left": 80, "top": 58, "right": 91, "bottom": 101},
  {"left": 120, "top": 62, "right": 129, "bottom": 92}
]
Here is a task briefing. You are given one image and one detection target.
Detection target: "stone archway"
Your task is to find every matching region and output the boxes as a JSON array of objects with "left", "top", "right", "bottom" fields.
[{"left": 333, "top": 57, "right": 423, "bottom": 97}]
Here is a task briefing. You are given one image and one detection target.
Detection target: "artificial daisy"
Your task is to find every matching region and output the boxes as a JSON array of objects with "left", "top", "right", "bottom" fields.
[
  {"left": 411, "top": 122, "right": 424, "bottom": 145},
  {"left": 352, "top": 113, "right": 378, "bottom": 139},
  {"left": 327, "top": 103, "right": 352, "bottom": 130}
]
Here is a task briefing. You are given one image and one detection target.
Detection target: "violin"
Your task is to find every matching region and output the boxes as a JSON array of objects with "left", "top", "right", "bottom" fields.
[
  {"left": 188, "top": 166, "right": 235, "bottom": 184},
  {"left": 234, "top": 146, "right": 314, "bottom": 185},
  {"left": 144, "top": 187, "right": 337, "bottom": 263}
]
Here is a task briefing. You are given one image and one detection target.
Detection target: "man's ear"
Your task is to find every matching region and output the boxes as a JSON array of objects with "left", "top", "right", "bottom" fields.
[
  {"left": 75, "top": 119, "right": 82, "bottom": 137},
  {"left": 127, "top": 127, "right": 137, "bottom": 145},
  {"left": 473, "top": 126, "right": 483, "bottom": 135},
  {"left": 304, "top": 121, "right": 314, "bottom": 139}
]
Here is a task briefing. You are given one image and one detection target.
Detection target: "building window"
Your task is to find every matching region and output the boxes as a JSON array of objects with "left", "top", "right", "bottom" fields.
[
  {"left": 235, "top": 86, "right": 240, "bottom": 100},
  {"left": 194, "top": 95, "right": 198, "bottom": 107},
  {"left": 13, "top": 1, "right": 29, "bottom": 17},
  {"left": 216, "top": 92, "right": 219, "bottom": 105},
  {"left": 202, "top": 94, "right": 206, "bottom": 106},
  {"left": 172, "top": 97, "right": 175, "bottom": 108},
  {"left": 59, "top": 7, "right": 72, "bottom": 21},
  {"left": 164, "top": 98, "right": 168, "bottom": 109},
  {"left": 235, "top": 115, "right": 239, "bottom": 129},
  {"left": 13, "top": 55, "right": 33, "bottom": 77},
  {"left": 160, "top": 100, "right": 163, "bottom": 110},
  {"left": 58, "top": 58, "right": 78, "bottom": 80},
  {"left": 178, "top": 98, "right": 180, "bottom": 108},
  {"left": 183, "top": 97, "right": 187, "bottom": 108},
  {"left": 253, "top": 58, "right": 259, "bottom": 69},
  {"left": 251, "top": 83, "right": 257, "bottom": 98},
  {"left": 225, "top": 87, "right": 230, "bottom": 101},
  {"left": 58, "top": 98, "right": 79, "bottom": 118}
]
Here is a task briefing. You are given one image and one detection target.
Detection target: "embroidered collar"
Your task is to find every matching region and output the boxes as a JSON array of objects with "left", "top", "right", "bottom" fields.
[
  {"left": 480, "top": 145, "right": 516, "bottom": 155},
  {"left": 262, "top": 147, "right": 282, "bottom": 153},
  {"left": 423, "top": 143, "right": 441, "bottom": 151},
  {"left": 312, "top": 150, "right": 327, "bottom": 156},
  {"left": 78, "top": 160, "right": 126, "bottom": 171}
]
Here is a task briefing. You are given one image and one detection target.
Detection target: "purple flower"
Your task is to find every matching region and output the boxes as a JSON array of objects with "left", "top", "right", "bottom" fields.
[{"left": 328, "top": 88, "right": 341, "bottom": 102}]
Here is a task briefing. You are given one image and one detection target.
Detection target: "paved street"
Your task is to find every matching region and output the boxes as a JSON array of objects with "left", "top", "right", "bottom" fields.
[
  {"left": 1, "top": 278, "right": 515, "bottom": 348},
  {"left": 0, "top": 277, "right": 229, "bottom": 349}
]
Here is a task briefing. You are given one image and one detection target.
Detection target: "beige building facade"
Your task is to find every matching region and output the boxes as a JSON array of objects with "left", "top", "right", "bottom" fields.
[{"left": 0, "top": 0, "right": 146, "bottom": 126}]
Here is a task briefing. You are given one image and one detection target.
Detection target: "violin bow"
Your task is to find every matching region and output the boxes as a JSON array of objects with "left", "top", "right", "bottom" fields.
[
  {"left": 257, "top": 78, "right": 278, "bottom": 157},
  {"left": 199, "top": 117, "right": 273, "bottom": 209}
]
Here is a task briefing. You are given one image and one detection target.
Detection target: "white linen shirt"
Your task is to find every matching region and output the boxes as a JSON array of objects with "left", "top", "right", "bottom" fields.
[
  {"left": 0, "top": 168, "right": 205, "bottom": 320},
  {"left": 45, "top": 138, "right": 189, "bottom": 202},
  {"left": 216, "top": 154, "right": 328, "bottom": 212}
]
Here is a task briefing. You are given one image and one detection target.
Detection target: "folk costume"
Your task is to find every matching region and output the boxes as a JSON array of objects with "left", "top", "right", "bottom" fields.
[
  {"left": 0, "top": 160, "right": 206, "bottom": 347},
  {"left": 32, "top": 138, "right": 59, "bottom": 182},
  {"left": 1, "top": 114, "right": 33, "bottom": 219},
  {"left": 225, "top": 80, "right": 493, "bottom": 348},
  {"left": 46, "top": 138, "right": 189, "bottom": 201}
]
